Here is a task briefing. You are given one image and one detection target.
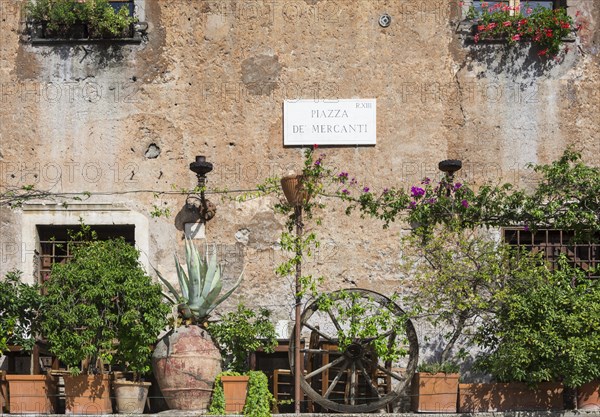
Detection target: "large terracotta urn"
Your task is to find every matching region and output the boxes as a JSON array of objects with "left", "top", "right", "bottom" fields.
[{"left": 152, "top": 325, "right": 222, "bottom": 410}]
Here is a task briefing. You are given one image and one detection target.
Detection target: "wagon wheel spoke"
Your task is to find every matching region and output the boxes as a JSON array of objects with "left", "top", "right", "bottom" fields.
[
  {"left": 349, "top": 361, "right": 357, "bottom": 405},
  {"left": 301, "top": 348, "right": 336, "bottom": 354},
  {"left": 305, "top": 355, "right": 346, "bottom": 380},
  {"left": 323, "top": 365, "right": 346, "bottom": 399},
  {"left": 303, "top": 322, "right": 335, "bottom": 343},
  {"left": 376, "top": 364, "right": 406, "bottom": 382},
  {"left": 361, "top": 329, "right": 394, "bottom": 344},
  {"left": 327, "top": 309, "right": 343, "bottom": 333},
  {"left": 349, "top": 296, "right": 358, "bottom": 339},
  {"left": 357, "top": 359, "right": 381, "bottom": 399}
]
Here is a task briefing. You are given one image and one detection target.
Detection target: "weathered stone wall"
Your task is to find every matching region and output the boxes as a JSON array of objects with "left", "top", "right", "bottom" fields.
[{"left": 1, "top": 0, "right": 599, "bottom": 362}]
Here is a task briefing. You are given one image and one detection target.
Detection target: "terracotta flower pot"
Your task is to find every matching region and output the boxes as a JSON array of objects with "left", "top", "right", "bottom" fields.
[
  {"left": 411, "top": 372, "right": 459, "bottom": 413},
  {"left": 0, "top": 371, "right": 8, "bottom": 413},
  {"left": 281, "top": 174, "right": 310, "bottom": 206},
  {"left": 221, "top": 375, "right": 250, "bottom": 414},
  {"left": 459, "top": 382, "right": 563, "bottom": 412},
  {"left": 5, "top": 374, "right": 57, "bottom": 414},
  {"left": 152, "top": 325, "right": 222, "bottom": 411},
  {"left": 577, "top": 380, "right": 600, "bottom": 410},
  {"left": 64, "top": 374, "right": 112, "bottom": 414},
  {"left": 114, "top": 379, "right": 151, "bottom": 414}
]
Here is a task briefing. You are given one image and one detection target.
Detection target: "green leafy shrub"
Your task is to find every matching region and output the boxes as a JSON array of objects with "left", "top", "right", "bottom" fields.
[
  {"left": 243, "top": 371, "right": 275, "bottom": 417},
  {"left": 400, "top": 227, "right": 547, "bottom": 365},
  {"left": 207, "top": 304, "right": 277, "bottom": 373},
  {"left": 0, "top": 270, "right": 42, "bottom": 353},
  {"left": 476, "top": 256, "right": 600, "bottom": 388},
  {"left": 41, "top": 235, "right": 169, "bottom": 377}
]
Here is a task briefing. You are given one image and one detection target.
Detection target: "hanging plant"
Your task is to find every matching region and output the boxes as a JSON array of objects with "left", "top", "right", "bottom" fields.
[{"left": 466, "top": 3, "right": 575, "bottom": 56}]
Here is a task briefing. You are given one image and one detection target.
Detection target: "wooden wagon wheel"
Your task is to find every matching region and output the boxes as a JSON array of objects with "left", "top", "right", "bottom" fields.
[{"left": 289, "top": 288, "right": 419, "bottom": 413}]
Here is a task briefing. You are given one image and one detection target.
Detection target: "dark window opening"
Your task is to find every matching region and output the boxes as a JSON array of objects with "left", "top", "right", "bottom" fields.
[
  {"left": 504, "top": 228, "right": 600, "bottom": 278},
  {"left": 37, "top": 224, "right": 135, "bottom": 284},
  {"left": 110, "top": 0, "right": 135, "bottom": 16}
]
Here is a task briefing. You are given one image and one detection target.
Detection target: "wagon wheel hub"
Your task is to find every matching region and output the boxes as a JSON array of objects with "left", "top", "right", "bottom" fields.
[{"left": 345, "top": 342, "right": 364, "bottom": 359}]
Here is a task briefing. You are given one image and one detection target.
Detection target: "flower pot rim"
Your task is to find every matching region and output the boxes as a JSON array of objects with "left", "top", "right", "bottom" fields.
[
  {"left": 221, "top": 375, "right": 251, "bottom": 382},
  {"left": 113, "top": 379, "right": 151, "bottom": 387},
  {"left": 5, "top": 374, "right": 55, "bottom": 381}
]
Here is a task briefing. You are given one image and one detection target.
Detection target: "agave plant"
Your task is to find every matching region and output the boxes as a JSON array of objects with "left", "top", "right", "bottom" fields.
[{"left": 157, "top": 238, "right": 243, "bottom": 325}]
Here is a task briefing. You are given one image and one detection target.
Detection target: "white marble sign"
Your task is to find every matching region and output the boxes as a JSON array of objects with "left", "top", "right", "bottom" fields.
[{"left": 284, "top": 99, "right": 376, "bottom": 146}]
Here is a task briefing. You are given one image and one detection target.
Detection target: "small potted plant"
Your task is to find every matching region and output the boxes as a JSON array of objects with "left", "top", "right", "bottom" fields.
[
  {"left": 40, "top": 226, "right": 169, "bottom": 414},
  {"left": 0, "top": 270, "right": 56, "bottom": 415},
  {"left": 411, "top": 362, "right": 460, "bottom": 413},
  {"left": 207, "top": 304, "right": 278, "bottom": 414}
]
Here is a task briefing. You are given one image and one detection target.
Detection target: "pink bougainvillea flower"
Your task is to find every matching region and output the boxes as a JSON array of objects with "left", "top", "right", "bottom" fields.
[
  {"left": 478, "top": 24, "right": 486, "bottom": 32},
  {"left": 526, "top": 7, "right": 533, "bottom": 14},
  {"left": 512, "top": 34, "right": 521, "bottom": 41},
  {"left": 538, "top": 49, "right": 548, "bottom": 56},
  {"left": 503, "top": 21, "right": 512, "bottom": 27}
]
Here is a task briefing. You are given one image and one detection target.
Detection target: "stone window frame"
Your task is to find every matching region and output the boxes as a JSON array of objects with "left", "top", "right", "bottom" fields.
[
  {"left": 27, "top": 0, "right": 147, "bottom": 45},
  {"left": 37, "top": 224, "right": 136, "bottom": 285},
  {"left": 19, "top": 203, "right": 150, "bottom": 285}
]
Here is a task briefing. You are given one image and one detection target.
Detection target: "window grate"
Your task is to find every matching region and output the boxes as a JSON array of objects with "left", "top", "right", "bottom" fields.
[{"left": 504, "top": 228, "right": 600, "bottom": 278}]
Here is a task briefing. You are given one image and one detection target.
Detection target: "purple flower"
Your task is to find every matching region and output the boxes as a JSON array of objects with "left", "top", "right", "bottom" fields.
[
  {"left": 427, "top": 198, "right": 437, "bottom": 204},
  {"left": 421, "top": 177, "right": 431, "bottom": 185},
  {"left": 411, "top": 186, "right": 425, "bottom": 198},
  {"left": 461, "top": 199, "right": 469, "bottom": 208},
  {"left": 338, "top": 172, "right": 349, "bottom": 182},
  {"left": 363, "top": 187, "right": 370, "bottom": 193},
  {"left": 454, "top": 183, "right": 463, "bottom": 191},
  {"left": 350, "top": 178, "right": 358, "bottom": 185},
  {"left": 314, "top": 159, "right": 321, "bottom": 166},
  {"left": 408, "top": 201, "right": 417, "bottom": 209},
  {"left": 342, "top": 189, "right": 350, "bottom": 195},
  {"left": 383, "top": 188, "right": 389, "bottom": 194}
]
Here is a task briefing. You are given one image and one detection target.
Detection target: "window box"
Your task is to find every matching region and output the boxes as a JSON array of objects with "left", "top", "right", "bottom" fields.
[
  {"left": 25, "top": 0, "right": 144, "bottom": 44},
  {"left": 459, "top": 0, "right": 576, "bottom": 56}
]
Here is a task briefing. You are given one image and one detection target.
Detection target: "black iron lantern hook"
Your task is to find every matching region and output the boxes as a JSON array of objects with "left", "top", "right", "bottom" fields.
[{"left": 188, "top": 156, "right": 216, "bottom": 222}]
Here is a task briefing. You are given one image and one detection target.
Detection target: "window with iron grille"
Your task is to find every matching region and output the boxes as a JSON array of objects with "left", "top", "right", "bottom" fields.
[
  {"left": 37, "top": 224, "right": 135, "bottom": 284},
  {"left": 504, "top": 228, "right": 600, "bottom": 278}
]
